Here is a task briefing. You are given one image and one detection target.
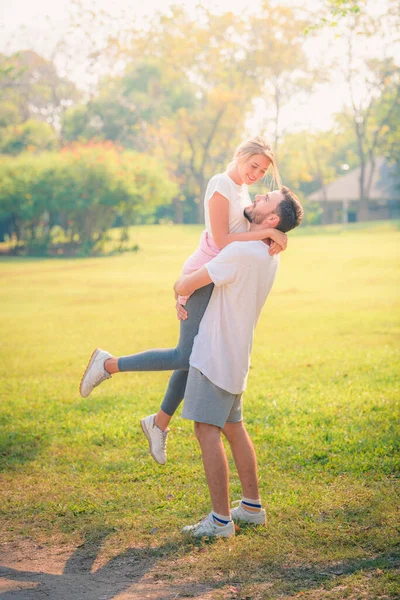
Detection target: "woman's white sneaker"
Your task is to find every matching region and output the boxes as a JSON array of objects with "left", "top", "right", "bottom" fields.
[
  {"left": 79, "top": 348, "right": 112, "bottom": 397},
  {"left": 140, "top": 414, "right": 169, "bottom": 465},
  {"left": 182, "top": 512, "right": 235, "bottom": 538},
  {"left": 230, "top": 502, "right": 266, "bottom": 525}
]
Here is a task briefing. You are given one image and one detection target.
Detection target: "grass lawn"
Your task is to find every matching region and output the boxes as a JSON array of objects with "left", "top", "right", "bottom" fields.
[{"left": 0, "top": 221, "right": 399, "bottom": 599}]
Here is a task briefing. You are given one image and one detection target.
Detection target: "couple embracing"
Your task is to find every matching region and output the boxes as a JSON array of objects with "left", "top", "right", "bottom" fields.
[{"left": 80, "top": 136, "right": 303, "bottom": 538}]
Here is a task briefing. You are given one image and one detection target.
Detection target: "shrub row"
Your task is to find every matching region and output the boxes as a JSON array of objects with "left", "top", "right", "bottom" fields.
[{"left": 0, "top": 142, "right": 177, "bottom": 255}]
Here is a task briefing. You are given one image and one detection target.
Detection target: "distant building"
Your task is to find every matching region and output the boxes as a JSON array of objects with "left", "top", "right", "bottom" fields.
[{"left": 308, "top": 157, "right": 400, "bottom": 224}]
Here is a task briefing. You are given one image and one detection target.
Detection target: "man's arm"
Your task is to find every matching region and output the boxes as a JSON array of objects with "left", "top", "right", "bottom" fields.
[{"left": 174, "top": 266, "right": 213, "bottom": 297}]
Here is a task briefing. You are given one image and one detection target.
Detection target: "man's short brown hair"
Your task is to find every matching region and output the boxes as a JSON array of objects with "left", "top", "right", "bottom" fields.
[{"left": 275, "top": 186, "right": 304, "bottom": 233}]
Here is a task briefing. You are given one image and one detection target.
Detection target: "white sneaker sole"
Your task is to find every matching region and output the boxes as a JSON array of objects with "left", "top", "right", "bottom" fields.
[
  {"left": 79, "top": 348, "right": 101, "bottom": 398},
  {"left": 232, "top": 513, "right": 266, "bottom": 526},
  {"left": 183, "top": 529, "right": 235, "bottom": 538},
  {"left": 140, "top": 418, "right": 166, "bottom": 465}
]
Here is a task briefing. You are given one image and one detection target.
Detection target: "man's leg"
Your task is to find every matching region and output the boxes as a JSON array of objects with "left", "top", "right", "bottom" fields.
[
  {"left": 194, "top": 422, "right": 230, "bottom": 517},
  {"left": 181, "top": 420, "right": 234, "bottom": 537},
  {"left": 180, "top": 368, "right": 235, "bottom": 537},
  {"left": 222, "top": 421, "right": 259, "bottom": 499},
  {"left": 222, "top": 421, "right": 266, "bottom": 525}
]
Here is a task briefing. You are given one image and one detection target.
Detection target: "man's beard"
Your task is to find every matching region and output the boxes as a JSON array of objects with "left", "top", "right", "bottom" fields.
[
  {"left": 244, "top": 205, "right": 264, "bottom": 225},
  {"left": 244, "top": 205, "right": 254, "bottom": 223}
]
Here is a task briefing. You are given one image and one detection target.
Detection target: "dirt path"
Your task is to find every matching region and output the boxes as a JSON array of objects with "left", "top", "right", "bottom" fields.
[{"left": 0, "top": 541, "right": 216, "bottom": 600}]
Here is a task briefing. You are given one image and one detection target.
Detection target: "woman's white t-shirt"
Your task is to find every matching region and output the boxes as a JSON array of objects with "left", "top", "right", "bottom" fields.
[
  {"left": 179, "top": 172, "right": 252, "bottom": 301},
  {"left": 204, "top": 172, "right": 251, "bottom": 235}
]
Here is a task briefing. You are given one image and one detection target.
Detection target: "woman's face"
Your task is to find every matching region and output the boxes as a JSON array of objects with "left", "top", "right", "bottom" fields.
[{"left": 238, "top": 153, "right": 271, "bottom": 186}]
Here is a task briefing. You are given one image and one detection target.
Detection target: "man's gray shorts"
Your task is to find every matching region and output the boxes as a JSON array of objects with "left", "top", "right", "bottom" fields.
[{"left": 182, "top": 367, "right": 243, "bottom": 428}]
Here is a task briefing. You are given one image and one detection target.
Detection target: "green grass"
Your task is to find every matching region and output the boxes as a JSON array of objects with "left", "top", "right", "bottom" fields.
[{"left": 0, "top": 221, "right": 399, "bottom": 599}]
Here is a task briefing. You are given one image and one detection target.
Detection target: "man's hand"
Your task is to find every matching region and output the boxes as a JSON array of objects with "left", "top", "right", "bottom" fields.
[
  {"left": 174, "top": 267, "right": 212, "bottom": 297},
  {"left": 176, "top": 300, "right": 188, "bottom": 321}
]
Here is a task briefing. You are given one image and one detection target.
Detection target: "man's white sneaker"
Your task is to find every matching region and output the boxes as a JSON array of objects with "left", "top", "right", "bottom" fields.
[
  {"left": 182, "top": 512, "right": 235, "bottom": 538},
  {"left": 140, "top": 414, "right": 169, "bottom": 465},
  {"left": 80, "top": 348, "right": 112, "bottom": 398},
  {"left": 230, "top": 501, "right": 266, "bottom": 525}
]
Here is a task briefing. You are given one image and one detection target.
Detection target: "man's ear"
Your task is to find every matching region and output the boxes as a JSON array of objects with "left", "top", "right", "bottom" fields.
[{"left": 265, "top": 213, "right": 280, "bottom": 228}]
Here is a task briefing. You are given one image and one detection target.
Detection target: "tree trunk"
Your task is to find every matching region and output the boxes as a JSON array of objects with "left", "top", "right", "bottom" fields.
[
  {"left": 173, "top": 197, "right": 184, "bottom": 224},
  {"left": 358, "top": 155, "right": 369, "bottom": 221},
  {"left": 365, "top": 154, "right": 376, "bottom": 203},
  {"left": 314, "top": 151, "right": 327, "bottom": 202},
  {"left": 355, "top": 118, "right": 369, "bottom": 222}
]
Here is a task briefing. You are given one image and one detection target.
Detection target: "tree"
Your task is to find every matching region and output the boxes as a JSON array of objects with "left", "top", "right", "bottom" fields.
[
  {"left": 376, "top": 84, "right": 400, "bottom": 168},
  {"left": 59, "top": 3, "right": 315, "bottom": 222},
  {"left": 246, "top": 4, "right": 318, "bottom": 153},
  {"left": 0, "top": 51, "right": 79, "bottom": 129},
  {"left": 112, "top": 4, "right": 314, "bottom": 221},
  {"left": 62, "top": 60, "right": 196, "bottom": 151},
  {"left": 309, "top": 1, "right": 400, "bottom": 208},
  {"left": 341, "top": 11, "right": 400, "bottom": 210},
  {"left": 62, "top": 6, "right": 256, "bottom": 222}
]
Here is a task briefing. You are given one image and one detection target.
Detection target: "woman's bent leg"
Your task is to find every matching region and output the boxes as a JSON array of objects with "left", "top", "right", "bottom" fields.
[
  {"left": 141, "top": 284, "right": 214, "bottom": 463},
  {"left": 118, "top": 284, "right": 214, "bottom": 373},
  {"left": 158, "top": 283, "right": 214, "bottom": 417},
  {"left": 117, "top": 348, "right": 180, "bottom": 372},
  {"left": 80, "top": 285, "right": 214, "bottom": 402},
  {"left": 160, "top": 370, "right": 188, "bottom": 417}
]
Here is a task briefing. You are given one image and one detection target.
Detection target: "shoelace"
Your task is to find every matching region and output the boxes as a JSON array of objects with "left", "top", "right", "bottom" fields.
[
  {"left": 93, "top": 369, "right": 109, "bottom": 387},
  {"left": 160, "top": 430, "right": 168, "bottom": 451},
  {"left": 195, "top": 513, "right": 214, "bottom": 531}
]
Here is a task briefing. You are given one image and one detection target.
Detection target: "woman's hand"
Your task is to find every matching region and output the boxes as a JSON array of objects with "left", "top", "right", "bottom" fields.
[
  {"left": 176, "top": 300, "right": 188, "bottom": 321},
  {"left": 268, "top": 229, "right": 287, "bottom": 251},
  {"left": 268, "top": 240, "right": 285, "bottom": 256}
]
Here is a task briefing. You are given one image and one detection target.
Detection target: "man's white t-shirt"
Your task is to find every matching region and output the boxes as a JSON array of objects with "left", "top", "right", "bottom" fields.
[
  {"left": 204, "top": 173, "right": 251, "bottom": 235},
  {"left": 189, "top": 241, "right": 279, "bottom": 395}
]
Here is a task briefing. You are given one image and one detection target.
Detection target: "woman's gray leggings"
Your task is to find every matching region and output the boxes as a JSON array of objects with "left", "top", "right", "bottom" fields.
[{"left": 117, "top": 283, "right": 214, "bottom": 417}]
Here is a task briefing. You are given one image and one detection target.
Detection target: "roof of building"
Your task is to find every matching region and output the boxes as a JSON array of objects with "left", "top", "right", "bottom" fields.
[{"left": 308, "top": 157, "right": 400, "bottom": 202}]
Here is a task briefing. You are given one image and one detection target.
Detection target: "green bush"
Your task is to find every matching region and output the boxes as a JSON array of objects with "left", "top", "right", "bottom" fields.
[
  {"left": 0, "top": 119, "right": 58, "bottom": 155},
  {"left": 0, "top": 142, "right": 177, "bottom": 255}
]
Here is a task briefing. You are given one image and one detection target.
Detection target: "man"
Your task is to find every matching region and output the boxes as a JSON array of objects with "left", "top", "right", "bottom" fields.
[{"left": 173, "top": 187, "right": 303, "bottom": 538}]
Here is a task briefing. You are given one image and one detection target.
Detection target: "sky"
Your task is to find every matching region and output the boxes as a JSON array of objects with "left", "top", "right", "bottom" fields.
[{"left": 0, "top": 0, "right": 398, "bottom": 135}]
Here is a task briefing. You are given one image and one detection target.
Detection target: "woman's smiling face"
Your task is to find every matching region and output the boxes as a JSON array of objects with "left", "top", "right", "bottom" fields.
[{"left": 238, "top": 153, "right": 271, "bottom": 185}]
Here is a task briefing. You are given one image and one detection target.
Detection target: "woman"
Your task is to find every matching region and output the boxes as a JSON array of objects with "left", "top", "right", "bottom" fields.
[{"left": 79, "top": 136, "right": 287, "bottom": 463}]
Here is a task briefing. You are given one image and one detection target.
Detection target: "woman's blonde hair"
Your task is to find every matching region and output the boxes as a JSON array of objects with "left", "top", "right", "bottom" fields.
[{"left": 228, "top": 136, "right": 281, "bottom": 189}]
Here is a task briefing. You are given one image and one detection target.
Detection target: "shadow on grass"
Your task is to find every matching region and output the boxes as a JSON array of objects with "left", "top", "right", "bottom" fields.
[
  {"left": 1, "top": 524, "right": 399, "bottom": 600},
  {"left": 258, "top": 553, "right": 400, "bottom": 597},
  {"left": 0, "top": 430, "right": 48, "bottom": 472},
  {"left": 225, "top": 522, "right": 399, "bottom": 596},
  {"left": 0, "top": 527, "right": 213, "bottom": 600}
]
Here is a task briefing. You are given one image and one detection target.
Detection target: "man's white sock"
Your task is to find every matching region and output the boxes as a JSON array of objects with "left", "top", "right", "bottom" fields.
[
  {"left": 241, "top": 497, "right": 262, "bottom": 513},
  {"left": 212, "top": 511, "right": 232, "bottom": 526}
]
